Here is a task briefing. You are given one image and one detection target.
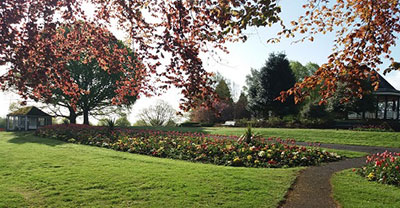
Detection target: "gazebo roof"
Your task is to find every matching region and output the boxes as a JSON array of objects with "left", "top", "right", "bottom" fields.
[
  {"left": 7, "top": 106, "right": 52, "bottom": 117},
  {"left": 374, "top": 75, "right": 400, "bottom": 96}
]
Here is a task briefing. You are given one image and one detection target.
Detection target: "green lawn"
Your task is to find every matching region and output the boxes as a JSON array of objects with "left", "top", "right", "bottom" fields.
[
  {"left": 332, "top": 169, "right": 400, "bottom": 208},
  {"left": 131, "top": 126, "right": 400, "bottom": 148},
  {"left": 0, "top": 132, "right": 301, "bottom": 208}
]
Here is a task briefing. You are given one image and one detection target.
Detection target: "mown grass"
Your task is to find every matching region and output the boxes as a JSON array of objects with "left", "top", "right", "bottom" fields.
[
  {"left": 0, "top": 132, "right": 301, "bottom": 208},
  {"left": 131, "top": 126, "right": 400, "bottom": 148},
  {"left": 332, "top": 169, "right": 400, "bottom": 208}
]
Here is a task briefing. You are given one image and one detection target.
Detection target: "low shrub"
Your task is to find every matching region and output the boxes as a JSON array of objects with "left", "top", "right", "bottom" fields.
[
  {"left": 36, "top": 124, "right": 342, "bottom": 168},
  {"left": 234, "top": 117, "right": 331, "bottom": 129},
  {"left": 353, "top": 123, "right": 394, "bottom": 132},
  {"left": 200, "top": 123, "right": 214, "bottom": 127},
  {"left": 357, "top": 151, "right": 400, "bottom": 186},
  {"left": 179, "top": 122, "right": 201, "bottom": 127}
]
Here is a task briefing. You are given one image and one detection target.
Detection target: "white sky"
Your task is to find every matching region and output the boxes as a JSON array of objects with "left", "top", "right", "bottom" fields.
[{"left": 1, "top": 1, "right": 400, "bottom": 124}]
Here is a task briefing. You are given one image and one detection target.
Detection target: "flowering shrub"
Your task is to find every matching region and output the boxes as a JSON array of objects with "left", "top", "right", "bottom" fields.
[
  {"left": 353, "top": 124, "right": 394, "bottom": 132},
  {"left": 36, "top": 124, "right": 342, "bottom": 168},
  {"left": 357, "top": 151, "right": 400, "bottom": 186}
]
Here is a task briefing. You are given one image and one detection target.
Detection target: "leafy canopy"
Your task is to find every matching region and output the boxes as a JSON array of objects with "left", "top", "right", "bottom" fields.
[
  {"left": 1, "top": 0, "right": 399, "bottom": 108},
  {"left": 247, "top": 53, "right": 297, "bottom": 118}
]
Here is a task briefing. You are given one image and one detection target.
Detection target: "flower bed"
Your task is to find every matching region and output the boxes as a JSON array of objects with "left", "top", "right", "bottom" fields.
[
  {"left": 353, "top": 124, "right": 394, "bottom": 132},
  {"left": 36, "top": 124, "right": 342, "bottom": 168},
  {"left": 357, "top": 151, "right": 400, "bottom": 186}
]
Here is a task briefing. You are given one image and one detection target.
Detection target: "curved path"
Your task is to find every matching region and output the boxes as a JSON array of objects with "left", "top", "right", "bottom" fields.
[{"left": 279, "top": 143, "right": 400, "bottom": 208}]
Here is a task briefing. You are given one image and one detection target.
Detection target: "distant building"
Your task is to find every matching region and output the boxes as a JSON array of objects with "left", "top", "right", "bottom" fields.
[
  {"left": 6, "top": 106, "right": 52, "bottom": 131},
  {"left": 348, "top": 75, "right": 400, "bottom": 121}
]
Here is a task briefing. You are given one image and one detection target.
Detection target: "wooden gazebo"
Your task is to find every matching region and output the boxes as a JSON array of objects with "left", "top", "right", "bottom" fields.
[{"left": 6, "top": 106, "right": 52, "bottom": 131}]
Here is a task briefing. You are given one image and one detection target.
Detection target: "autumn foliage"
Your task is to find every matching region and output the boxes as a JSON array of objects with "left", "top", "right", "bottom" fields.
[
  {"left": 274, "top": 0, "right": 400, "bottom": 103},
  {"left": 1, "top": 0, "right": 399, "bottom": 109}
]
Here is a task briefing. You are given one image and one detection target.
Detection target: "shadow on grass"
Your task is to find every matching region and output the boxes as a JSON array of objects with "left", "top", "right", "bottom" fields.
[{"left": 7, "top": 132, "right": 65, "bottom": 146}]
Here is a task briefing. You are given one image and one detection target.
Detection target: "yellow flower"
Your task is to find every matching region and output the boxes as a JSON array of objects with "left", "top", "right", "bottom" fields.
[
  {"left": 233, "top": 157, "right": 241, "bottom": 163},
  {"left": 247, "top": 155, "right": 252, "bottom": 161},
  {"left": 267, "top": 149, "right": 273, "bottom": 153},
  {"left": 367, "top": 172, "right": 375, "bottom": 181},
  {"left": 254, "top": 160, "right": 260, "bottom": 164}
]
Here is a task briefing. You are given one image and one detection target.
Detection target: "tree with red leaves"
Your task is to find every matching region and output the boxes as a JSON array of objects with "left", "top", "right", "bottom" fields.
[{"left": 1, "top": 0, "right": 399, "bottom": 109}]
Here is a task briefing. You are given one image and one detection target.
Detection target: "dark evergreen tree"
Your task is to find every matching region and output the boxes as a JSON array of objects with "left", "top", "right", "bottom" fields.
[
  {"left": 247, "top": 53, "right": 297, "bottom": 118},
  {"left": 234, "top": 92, "right": 251, "bottom": 119},
  {"left": 215, "top": 79, "right": 233, "bottom": 103}
]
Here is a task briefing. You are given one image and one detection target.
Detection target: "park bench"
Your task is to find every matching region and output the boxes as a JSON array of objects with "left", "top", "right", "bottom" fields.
[{"left": 222, "top": 121, "right": 236, "bottom": 126}]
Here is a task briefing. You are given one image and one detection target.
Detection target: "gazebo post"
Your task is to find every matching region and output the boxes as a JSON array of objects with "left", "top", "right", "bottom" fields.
[
  {"left": 397, "top": 97, "right": 400, "bottom": 120},
  {"left": 25, "top": 115, "right": 28, "bottom": 131},
  {"left": 375, "top": 97, "right": 379, "bottom": 119},
  {"left": 384, "top": 96, "right": 388, "bottom": 120}
]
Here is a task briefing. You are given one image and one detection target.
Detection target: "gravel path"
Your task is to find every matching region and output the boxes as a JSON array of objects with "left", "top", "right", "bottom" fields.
[{"left": 279, "top": 143, "right": 400, "bottom": 208}]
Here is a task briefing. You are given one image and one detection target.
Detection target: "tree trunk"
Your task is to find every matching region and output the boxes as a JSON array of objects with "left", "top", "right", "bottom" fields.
[
  {"left": 68, "top": 107, "right": 77, "bottom": 124},
  {"left": 83, "top": 109, "right": 89, "bottom": 125}
]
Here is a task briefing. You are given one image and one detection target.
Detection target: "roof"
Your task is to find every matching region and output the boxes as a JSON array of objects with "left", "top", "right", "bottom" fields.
[
  {"left": 376, "top": 75, "right": 400, "bottom": 93},
  {"left": 7, "top": 106, "right": 52, "bottom": 117},
  {"left": 371, "top": 74, "right": 400, "bottom": 97}
]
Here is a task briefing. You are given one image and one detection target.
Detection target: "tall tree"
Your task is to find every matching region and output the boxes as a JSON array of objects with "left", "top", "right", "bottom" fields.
[
  {"left": 289, "top": 61, "right": 320, "bottom": 114},
  {"left": 215, "top": 79, "right": 233, "bottom": 103},
  {"left": 247, "top": 53, "right": 297, "bottom": 118},
  {"left": 290, "top": 61, "right": 319, "bottom": 82},
  {"left": 290, "top": 61, "right": 307, "bottom": 82},
  {"left": 36, "top": 23, "right": 138, "bottom": 124},
  {"left": 234, "top": 92, "right": 251, "bottom": 119},
  {"left": 115, "top": 113, "right": 131, "bottom": 127},
  {"left": 1, "top": 1, "right": 399, "bottom": 109}
]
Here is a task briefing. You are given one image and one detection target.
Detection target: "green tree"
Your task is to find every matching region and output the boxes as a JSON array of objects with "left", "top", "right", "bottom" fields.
[
  {"left": 304, "top": 62, "right": 319, "bottom": 75},
  {"left": 300, "top": 101, "right": 330, "bottom": 120},
  {"left": 289, "top": 61, "right": 321, "bottom": 116},
  {"left": 215, "top": 79, "right": 233, "bottom": 103},
  {"left": 327, "top": 81, "right": 376, "bottom": 119},
  {"left": 115, "top": 114, "right": 131, "bottom": 127},
  {"left": 290, "top": 61, "right": 319, "bottom": 82},
  {"left": 234, "top": 92, "right": 251, "bottom": 119},
  {"left": 247, "top": 53, "right": 297, "bottom": 118},
  {"left": 44, "top": 23, "right": 138, "bottom": 125}
]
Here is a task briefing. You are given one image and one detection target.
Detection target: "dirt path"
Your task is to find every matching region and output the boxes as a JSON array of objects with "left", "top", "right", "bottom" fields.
[{"left": 279, "top": 143, "right": 400, "bottom": 208}]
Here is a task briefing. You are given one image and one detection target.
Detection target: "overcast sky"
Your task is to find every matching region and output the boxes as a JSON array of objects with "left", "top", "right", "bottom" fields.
[{"left": 1, "top": 1, "right": 399, "bottom": 124}]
